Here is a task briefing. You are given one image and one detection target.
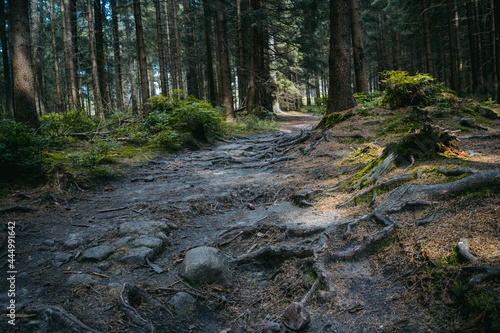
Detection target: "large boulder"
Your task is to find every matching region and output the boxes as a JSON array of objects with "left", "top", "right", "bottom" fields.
[{"left": 179, "top": 246, "right": 232, "bottom": 287}]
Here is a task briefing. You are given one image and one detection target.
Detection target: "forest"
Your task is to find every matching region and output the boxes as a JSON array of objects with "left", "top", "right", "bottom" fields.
[{"left": 0, "top": 0, "right": 500, "bottom": 332}]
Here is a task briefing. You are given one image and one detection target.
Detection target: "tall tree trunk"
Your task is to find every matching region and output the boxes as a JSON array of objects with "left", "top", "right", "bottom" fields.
[
  {"left": 9, "top": 0, "right": 39, "bottom": 128},
  {"left": 203, "top": 1, "right": 217, "bottom": 106},
  {"left": 0, "top": 0, "right": 13, "bottom": 116},
  {"left": 88, "top": 0, "right": 104, "bottom": 119},
  {"left": 494, "top": 0, "right": 500, "bottom": 101},
  {"left": 237, "top": 0, "right": 247, "bottom": 107},
  {"left": 183, "top": 0, "right": 199, "bottom": 98},
  {"left": 124, "top": 10, "right": 138, "bottom": 114},
  {"left": 171, "top": 0, "right": 183, "bottom": 92},
  {"left": 247, "top": 0, "right": 257, "bottom": 114},
  {"left": 111, "top": 0, "right": 123, "bottom": 112},
  {"left": 314, "top": 74, "right": 321, "bottom": 105},
  {"left": 447, "top": 0, "right": 463, "bottom": 94},
  {"left": 214, "top": 0, "right": 234, "bottom": 119},
  {"left": 133, "top": 0, "right": 150, "bottom": 115},
  {"left": 327, "top": 0, "right": 355, "bottom": 114},
  {"left": 94, "top": 0, "right": 107, "bottom": 112},
  {"left": 163, "top": 0, "right": 176, "bottom": 91},
  {"left": 421, "top": 0, "right": 435, "bottom": 77},
  {"left": 155, "top": 0, "right": 168, "bottom": 96},
  {"left": 49, "top": 0, "right": 63, "bottom": 113},
  {"left": 31, "top": 0, "right": 45, "bottom": 115},
  {"left": 466, "top": 0, "right": 482, "bottom": 97},
  {"left": 350, "top": 0, "right": 368, "bottom": 93},
  {"left": 69, "top": 0, "right": 82, "bottom": 108},
  {"left": 62, "top": 0, "right": 80, "bottom": 110}
]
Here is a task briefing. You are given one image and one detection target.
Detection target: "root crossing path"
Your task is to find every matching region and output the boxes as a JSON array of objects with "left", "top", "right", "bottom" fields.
[{"left": 1, "top": 113, "right": 434, "bottom": 332}]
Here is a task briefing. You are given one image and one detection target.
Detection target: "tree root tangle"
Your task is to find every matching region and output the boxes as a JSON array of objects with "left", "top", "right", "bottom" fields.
[{"left": 24, "top": 304, "right": 102, "bottom": 333}]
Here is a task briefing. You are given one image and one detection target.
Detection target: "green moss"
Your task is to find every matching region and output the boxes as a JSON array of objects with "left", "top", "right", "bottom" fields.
[
  {"left": 318, "top": 111, "right": 354, "bottom": 129},
  {"left": 461, "top": 289, "right": 500, "bottom": 331}
]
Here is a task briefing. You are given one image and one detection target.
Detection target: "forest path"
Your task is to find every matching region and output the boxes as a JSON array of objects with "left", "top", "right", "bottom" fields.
[{"left": 1, "top": 112, "right": 432, "bottom": 332}]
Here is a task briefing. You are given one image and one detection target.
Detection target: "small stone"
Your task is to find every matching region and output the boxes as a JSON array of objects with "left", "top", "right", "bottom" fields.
[
  {"left": 119, "top": 220, "right": 169, "bottom": 235},
  {"left": 282, "top": 302, "right": 310, "bottom": 331},
  {"left": 63, "top": 233, "right": 85, "bottom": 249},
  {"left": 54, "top": 253, "right": 73, "bottom": 263},
  {"left": 114, "top": 236, "right": 134, "bottom": 247},
  {"left": 97, "top": 262, "right": 111, "bottom": 271},
  {"left": 168, "top": 292, "right": 197, "bottom": 316},
  {"left": 43, "top": 239, "right": 56, "bottom": 246},
  {"left": 66, "top": 274, "right": 95, "bottom": 285},
  {"left": 81, "top": 245, "right": 114, "bottom": 262},
  {"left": 120, "top": 247, "right": 154, "bottom": 265},
  {"left": 179, "top": 246, "right": 232, "bottom": 287},
  {"left": 154, "top": 231, "right": 169, "bottom": 242},
  {"left": 460, "top": 117, "right": 477, "bottom": 128},
  {"left": 167, "top": 222, "right": 179, "bottom": 230},
  {"left": 131, "top": 237, "right": 163, "bottom": 253},
  {"left": 144, "top": 176, "right": 155, "bottom": 182}
]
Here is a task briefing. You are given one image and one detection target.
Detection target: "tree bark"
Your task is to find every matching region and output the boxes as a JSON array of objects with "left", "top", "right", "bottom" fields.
[
  {"left": 88, "top": 0, "right": 104, "bottom": 119},
  {"left": 62, "top": 0, "right": 80, "bottom": 110},
  {"left": 133, "top": 0, "right": 150, "bottom": 115},
  {"left": 466, "top": 0, "right": 482, "bottom": 97},
  {"left": 49, "top": 0, "right": 63, "bottom": 113},
  {"left": 9, "top": 0, "right": 39, "bottom": 128},
  {"left": 111, "top": 0, "right": 124, "bottom": 112},
  {"left": 421, "top": 0, "right": 435, "bottom": 77},
  {"left": 94, "top": 0, "right": 107, "bottom": 112},
  {"left": 327, "top": 0, "right": 355, "bottom": 114},
  {"left": 237, "top": 0, "right": 247, "bottom": 107},
  {"left": 447, "top": 0, "right": 463, "bottom": 94},
  {"left": 31, "top": 0, "right": 45, "bottom": 115},
  {"left": 0, "top": 0, "right": 13, "bottom": 116},
  {"left": 155, "top": 0, "right": 168, "bottom": 96},
  {"left": 124, "top": 9, "right": 139, "bottom": 114},
  {"left": 494, "top": 0, "right": 500, "bottom": 101},
  {"left": 163, "top": 0, "right": 176, "bottom": 92},
  {"left": 183, "top": 0, "right": 199, "bottom": 98},
  {"left": 203, "top": 1, "right": 217, "bottom": 106},
  {"left": 215, "top": 0, "right": 234, "bottom": 119},
  {"left": 171, "top": 0, "right": 183, "bottom": 92},
  {"left": 350, "top": 0, "right": 368, "bottom": 93}
]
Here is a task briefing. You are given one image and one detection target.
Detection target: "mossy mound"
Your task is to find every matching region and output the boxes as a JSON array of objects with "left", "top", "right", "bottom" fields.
[
  {"left": 317, "top": 111, "right": 353, "bottom": 130},
  {"left": 383, "top": 124, "right": 463, "bottom": 166}
]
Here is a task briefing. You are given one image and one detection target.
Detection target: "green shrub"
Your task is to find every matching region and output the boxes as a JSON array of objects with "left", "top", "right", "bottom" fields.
[
  {"left": 0, "top": 120, "right": 48, "bottom": 178},
  {"left": 153, "top": 128, "right": 181, "bottom": 151},
  {"left": 40, "top": 109, "right": 97, "bottom": 138},
  {"left": 381, "top": 70, "right": 447, "bottom": 108},
  {"left": 227, "top": 115, "right": 279, "bottom": 134},
  {"left": 144, "top": 96, "right": 225, "bottom": 141},
  {"left": 354, "top": 91, "right": 383, "bottom": 110},
  {"left": 70, "top": 139, "right": 119, "bottom": 168}
]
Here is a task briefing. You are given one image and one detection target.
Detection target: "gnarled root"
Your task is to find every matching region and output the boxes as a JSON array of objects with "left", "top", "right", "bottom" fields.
[
  {"left": 118, "top": 283, "right": 171, "bottom": 333},
  {"left": 25, "top": 304, "right": 102, "bottom": 333}
]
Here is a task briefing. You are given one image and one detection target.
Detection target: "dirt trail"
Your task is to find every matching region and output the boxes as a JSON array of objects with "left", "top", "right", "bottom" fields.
[{"left": 1, "top": 113, "right": 433, "bottom": 332}]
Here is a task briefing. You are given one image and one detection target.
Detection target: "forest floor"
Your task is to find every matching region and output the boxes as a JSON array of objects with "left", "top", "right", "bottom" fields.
[{"left": 0, "top": 106, "right": 499, "bottom": 333}]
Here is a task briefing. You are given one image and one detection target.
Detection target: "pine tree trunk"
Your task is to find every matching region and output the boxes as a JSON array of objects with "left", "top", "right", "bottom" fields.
[
  {"left": 171, "top": 0, "right": 183, "bottom": 92},
  {"left": 247, "top": 0, "right": 257, "bottom": 114},
  {"left": 0, "top": 0, "right": 13, "bottom": 116},
  {"left": 49, "top": 0, "right": 63, "bottom": 113},
  {"left": 154, "top": 0, "right": 167, "bottom": 96},
  {"left": 314, "top": 74, "right": 320, "bottom": 106},
  {"left": 237, "top": 0, "right": 247, "bottom": 107},
  {"left": 466, "top": 0, "right": 481, "bottom": 97},
  {"left": 215, "top": 0, "right": 234, "bottom": 119},
  {"left": 133, "top": 0, "right": 150, "bottom": 115},
  {"left": 447, "top": 0, "right": 463, "bottom": 94},
  {"left": 494, "top": 0, "right": 500, "bottom": 101},
  {"left": 203, "top": 1, "right": 217, "bottom": 106},
  {"left": 9, "top": 0, "right": 39, "bottom": 128},
  {"left": 62, "top": 0, "right": 80, "bottom": 110},
  {"left": 421, "top": 0, "right": 435, "bottom": 77},
  {"left": 94, "top": 0, "right": 107, "bottom": 113},
  {"left": 350, "top": 0, "right": 368, "bottom": 93},
  {"left": 31, "top": 0, "right": 45, "bottom": 115},
  {"left": 88, "top": 0, "right": 104, "bottom": 119},
  {"left": 326, "top": 0, "right": 355, "bottom": 114},
  {"left": 183, "top": 0, "right": 199, "bottom": 98},
  {"left": 163, "top": 0, "right": 176, "bottom": 91},
  {"left": 111, "top": 0, "right": 123, "bottom": 112}
]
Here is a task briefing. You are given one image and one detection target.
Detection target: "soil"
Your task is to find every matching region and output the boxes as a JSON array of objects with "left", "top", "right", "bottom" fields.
[{"left": 0, "top": 109, "right": 499, "bottom": 333}]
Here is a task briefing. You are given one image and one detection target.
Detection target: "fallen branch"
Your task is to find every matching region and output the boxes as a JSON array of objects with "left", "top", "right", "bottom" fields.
[{"left": 437, "top": 166, "right": 479, "bottom": 177}]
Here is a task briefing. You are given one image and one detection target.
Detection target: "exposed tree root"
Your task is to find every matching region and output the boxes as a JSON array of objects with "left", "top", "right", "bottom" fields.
[
  {"left": 25, "top": 304, "right": 102, "bottom": 333},
  {"left": 457, "top": 238, "right": 477, "bottom": 262},
  {"left": 437, "top": 166, "right": 479, "bottom": 176},
  {"left": 118, "top": 283, "right": 171, "bottom": 333},
  {"left": 462, "top": 266, "right": 500, "bottom": 287}
]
